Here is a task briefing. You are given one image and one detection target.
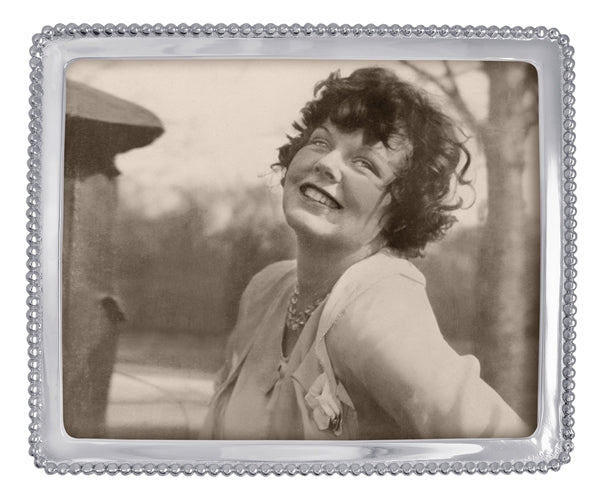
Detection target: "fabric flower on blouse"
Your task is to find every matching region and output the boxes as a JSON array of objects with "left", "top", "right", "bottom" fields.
[{"left": 304, "top": 373, "right": 343, "bottom": 435}]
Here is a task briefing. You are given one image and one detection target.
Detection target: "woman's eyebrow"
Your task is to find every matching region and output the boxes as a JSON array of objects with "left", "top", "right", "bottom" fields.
[
  {"left": 314, "top": 124, "right": 331, "bottom": 135},
  {"left": 360, "top": 144, "right": 387, "bottom": 164}
]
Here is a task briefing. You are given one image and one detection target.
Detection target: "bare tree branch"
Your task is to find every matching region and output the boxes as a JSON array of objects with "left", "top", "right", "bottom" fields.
[
  {"left": 400, "top": 61, "right": 450, "bottom": 93},
  {"left": 440, "top": 62, "right": 483, "bottom": 78},
  {"left": 441, "top": 61, "right": 459, "bottom": 92},
  {"left": 440, "top": 62, "right": 479, "bottom": 133},
  {"left": 399, "top": 61, "right": 480, "bottom": 135}
]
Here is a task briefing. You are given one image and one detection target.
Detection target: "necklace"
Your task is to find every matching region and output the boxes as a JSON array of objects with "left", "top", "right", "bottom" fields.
[{"left": 285, "top": 284, "right": 329, "bottom": 333}]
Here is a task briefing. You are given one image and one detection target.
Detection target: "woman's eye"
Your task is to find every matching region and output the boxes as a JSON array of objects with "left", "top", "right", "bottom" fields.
[
  {"left": 355, "top": 159, "right": 376, "bottom": 173},
  {"left": 309, "top": 137, "right": 329, "bottom": 148}
]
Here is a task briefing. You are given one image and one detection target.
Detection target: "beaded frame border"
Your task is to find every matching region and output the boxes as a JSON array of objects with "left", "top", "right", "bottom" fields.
[{"left": 26, "top": 23, "right": 576, "bottom": 476}]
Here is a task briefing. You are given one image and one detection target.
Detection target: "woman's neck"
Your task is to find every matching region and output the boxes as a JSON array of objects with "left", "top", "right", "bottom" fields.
[{"left": 295, "top": 239, "right": 383, "bottom": 301}]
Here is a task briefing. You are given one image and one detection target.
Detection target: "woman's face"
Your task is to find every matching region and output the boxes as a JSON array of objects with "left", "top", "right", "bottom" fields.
[{"left": 282, "top": 120, "right": 406, "bottom": 253}]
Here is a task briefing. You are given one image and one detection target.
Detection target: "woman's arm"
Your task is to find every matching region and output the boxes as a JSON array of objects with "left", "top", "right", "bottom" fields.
[{"left": 326, "top": 274, "right": 532, "bottom": 439}]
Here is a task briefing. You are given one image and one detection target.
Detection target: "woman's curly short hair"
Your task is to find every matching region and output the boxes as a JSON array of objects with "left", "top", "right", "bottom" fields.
[{"left": 274, "top": 66, "right": 472, "bottom": 257}]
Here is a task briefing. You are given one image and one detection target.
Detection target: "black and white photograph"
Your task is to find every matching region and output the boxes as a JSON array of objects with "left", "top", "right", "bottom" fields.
[{"left": 62, "top": 59, "right": 540, "bottom": 441}]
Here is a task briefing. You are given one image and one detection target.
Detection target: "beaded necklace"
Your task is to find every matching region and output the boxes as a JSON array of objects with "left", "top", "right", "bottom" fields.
[{"left": 285, "top": 284, "right": 329, "bottom": 333}]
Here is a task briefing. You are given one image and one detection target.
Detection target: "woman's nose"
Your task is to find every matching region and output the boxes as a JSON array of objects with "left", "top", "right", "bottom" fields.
[{"left": 314, "top": 151, "right": 343, "bottom": 183}]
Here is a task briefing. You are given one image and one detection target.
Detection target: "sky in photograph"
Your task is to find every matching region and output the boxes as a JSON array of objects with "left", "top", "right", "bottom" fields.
[{"left": 66, "top": 59, "right": 501, "bottom": 224}]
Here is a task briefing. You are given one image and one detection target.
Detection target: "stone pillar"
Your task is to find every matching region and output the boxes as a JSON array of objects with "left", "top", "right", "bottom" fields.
[{"left": 62, "top": 80, "right": 163, "bottom": 437}]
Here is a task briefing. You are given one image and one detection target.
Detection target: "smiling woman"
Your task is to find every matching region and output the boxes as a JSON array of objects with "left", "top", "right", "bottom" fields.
[{"left": 203, "top": 67, "right": 531, "bottom": 440}]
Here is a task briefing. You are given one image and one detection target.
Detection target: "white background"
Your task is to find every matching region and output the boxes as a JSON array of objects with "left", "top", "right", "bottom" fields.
[{"left": 1, "top": 1, "right": 597, "bottom": 500}]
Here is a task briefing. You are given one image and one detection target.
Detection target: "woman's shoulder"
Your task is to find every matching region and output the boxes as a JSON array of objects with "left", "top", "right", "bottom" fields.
[
  {"left": 225, "top": 260, "right": 296, "bottom": 358},
  {"left": 331, "top": 266, "right": 436, "bottom": 342},
  {"left": 322, "top": 250, "right": 439, "bottom": 358},
  {"left": 320, "top": 249, "right": 427, "bottom": 328},
  {"left": 337, "top": 248, "right": 425, "bottom": 298}
]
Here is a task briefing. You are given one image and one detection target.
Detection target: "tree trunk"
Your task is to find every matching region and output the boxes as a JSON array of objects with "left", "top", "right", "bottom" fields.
[{"left": 475, "top": 62, "right": 539, "bottom": 428}]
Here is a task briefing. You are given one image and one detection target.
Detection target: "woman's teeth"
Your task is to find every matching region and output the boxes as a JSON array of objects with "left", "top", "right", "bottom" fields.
[{"left": 303, "top": 186, "right": 340, "bottom": 209}]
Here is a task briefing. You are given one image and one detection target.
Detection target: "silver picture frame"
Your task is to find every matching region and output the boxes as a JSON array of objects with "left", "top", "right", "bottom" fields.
[{"left": 27, "top": 23, "right": 576, "bottom": 476}]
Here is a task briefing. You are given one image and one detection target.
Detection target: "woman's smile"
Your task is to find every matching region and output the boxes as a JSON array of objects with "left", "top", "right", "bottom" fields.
[{"left": 300, "top": 183, "right": 343, "bottom": 210}]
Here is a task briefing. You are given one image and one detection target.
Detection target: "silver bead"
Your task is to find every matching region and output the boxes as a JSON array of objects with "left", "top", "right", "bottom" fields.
[
  {"left": 312, "top": 463, "right": 324, "bottom": 475},
  {"left": 119, "top": 463, "right": 132, "bottom": 474},
  {"left": 349, "top": 463, "right": 361, "bottom": 475},
  {"left": 337, "top": 463, "right": 350, "bottom": 475}
]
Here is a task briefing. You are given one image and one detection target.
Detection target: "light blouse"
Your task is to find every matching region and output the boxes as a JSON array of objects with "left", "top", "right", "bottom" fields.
[{"left": 203, "top": 249, "right": 531, "bottom": 440}]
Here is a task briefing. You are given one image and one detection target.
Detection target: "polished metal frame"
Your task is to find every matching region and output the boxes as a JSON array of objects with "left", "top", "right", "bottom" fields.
[{"left": 26, "top": 24, "right": 576, "bottom": 475}]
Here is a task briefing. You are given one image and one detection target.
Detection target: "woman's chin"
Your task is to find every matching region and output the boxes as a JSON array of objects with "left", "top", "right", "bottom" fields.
[{"left": 284, "top": 209, "right": 340, "bottom": 244}]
